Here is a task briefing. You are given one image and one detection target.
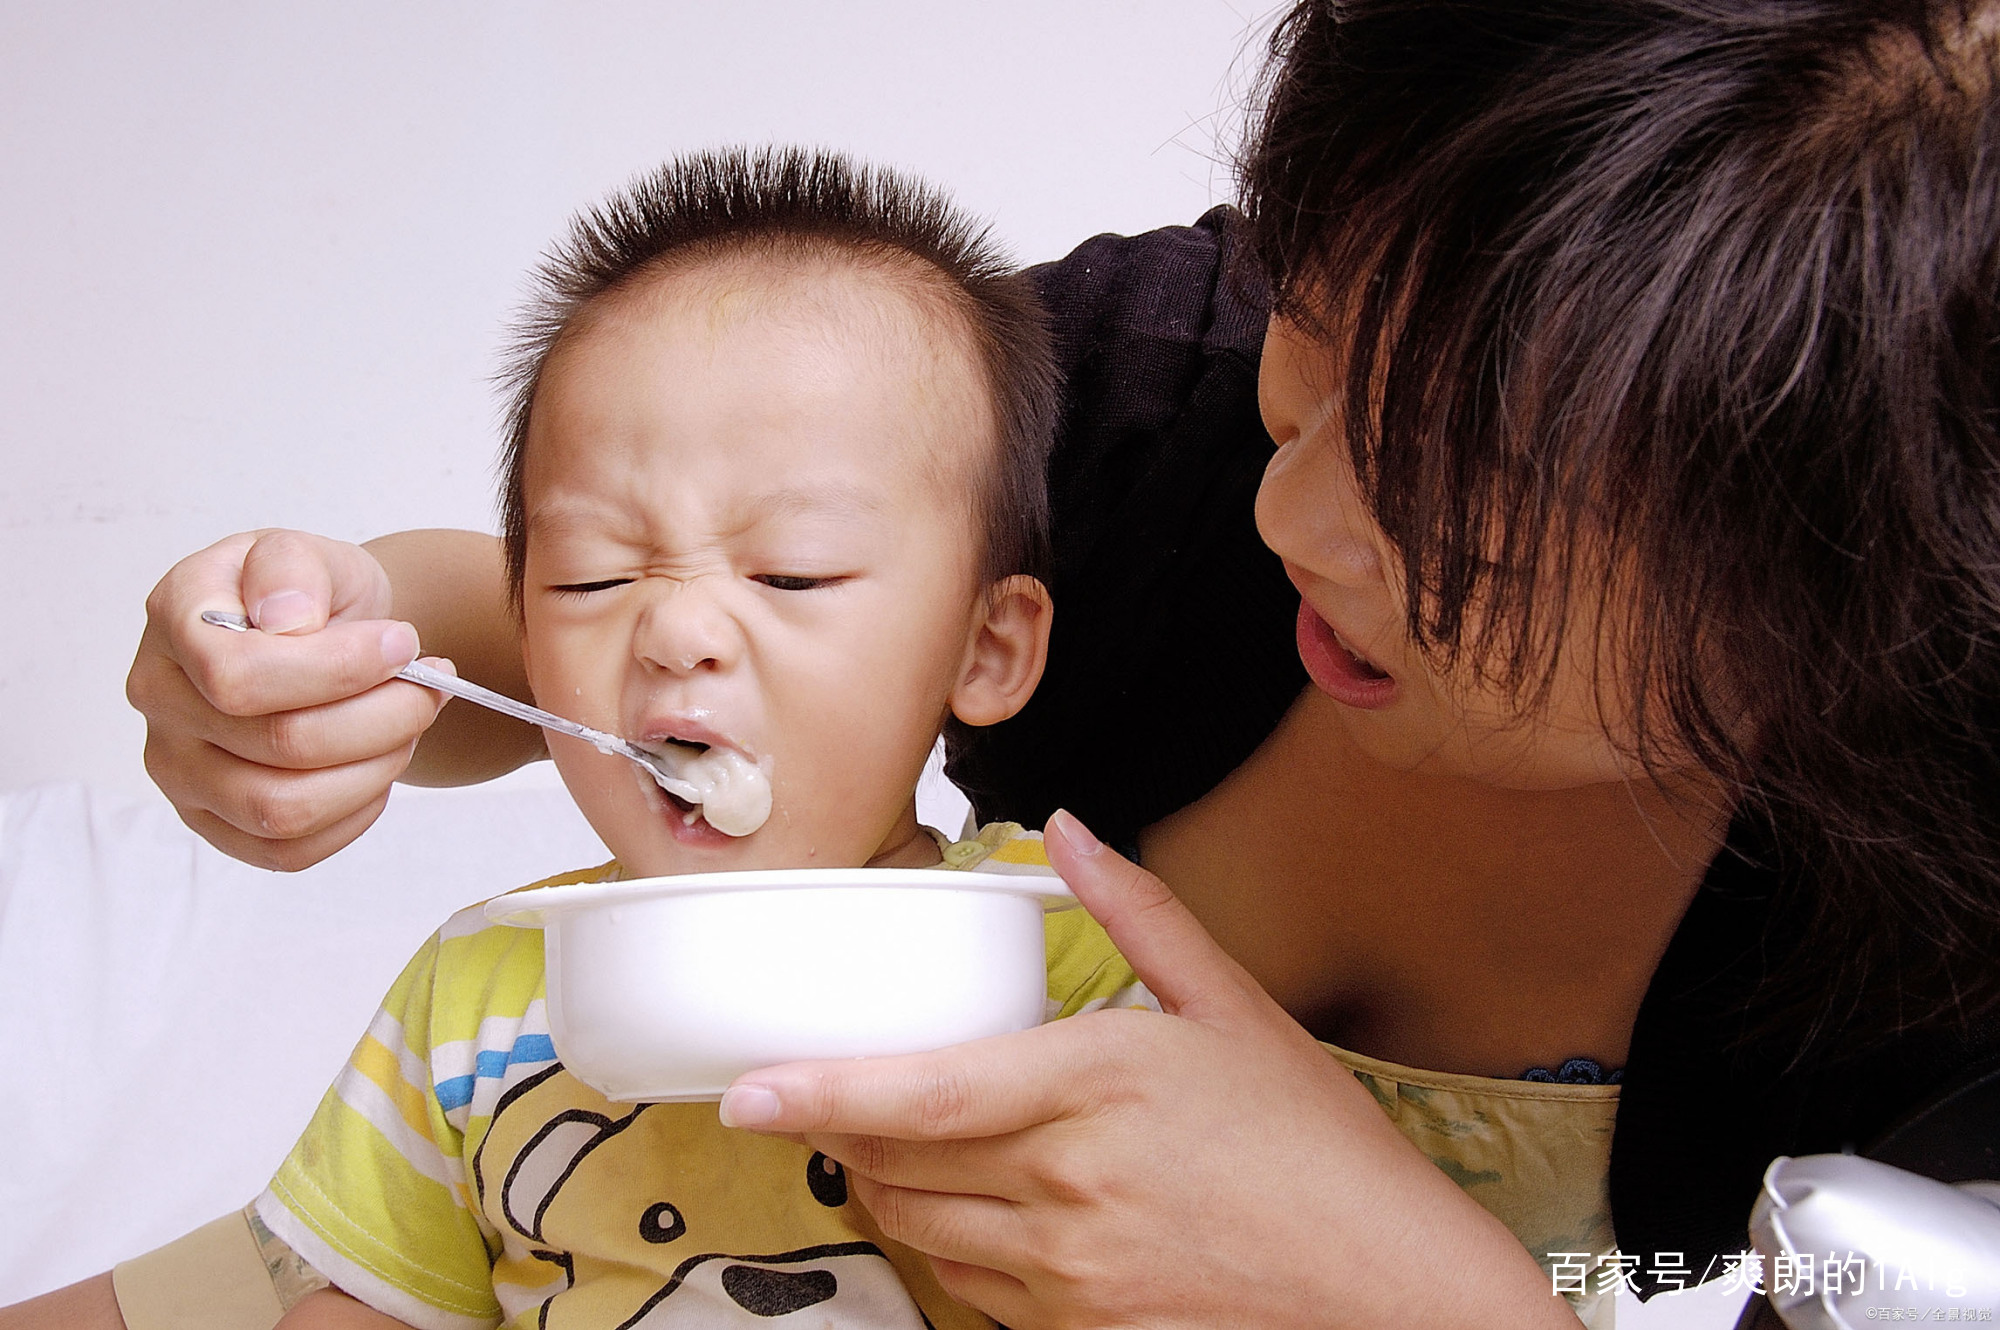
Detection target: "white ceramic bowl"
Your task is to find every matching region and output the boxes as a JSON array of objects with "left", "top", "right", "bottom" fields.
[{"left": 486, "top": 868, "right": 1076, "bottom": 1102}]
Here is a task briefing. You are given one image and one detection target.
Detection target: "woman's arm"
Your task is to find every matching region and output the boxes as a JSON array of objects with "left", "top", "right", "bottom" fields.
[
  {"left": 125, "top": 528, "right": 538, "bottom": 870},
  {"left": 721, "top": 812, "right": 1582, "bottom": 1330}
]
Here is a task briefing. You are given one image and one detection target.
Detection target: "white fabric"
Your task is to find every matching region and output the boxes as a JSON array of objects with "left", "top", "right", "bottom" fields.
[
  {"left": 0, "top": 768, "right": 605, "bottom": 1303},
  {"left": 0, "top": 753, "right": 971, "bottom": 1305}
]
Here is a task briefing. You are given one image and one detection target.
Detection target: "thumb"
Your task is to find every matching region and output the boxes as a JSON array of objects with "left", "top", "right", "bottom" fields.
[
  {"left": 241, "top": 530, "right": 394, "bottom": 636},
  {"left": 1044, "top": 808, "right": 1270, "bottom": 1026}
]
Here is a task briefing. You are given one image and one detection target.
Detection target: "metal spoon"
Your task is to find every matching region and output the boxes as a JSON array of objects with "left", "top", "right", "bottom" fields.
[{"left": 199, "top": 608, "right": 702, "bottom": 802}]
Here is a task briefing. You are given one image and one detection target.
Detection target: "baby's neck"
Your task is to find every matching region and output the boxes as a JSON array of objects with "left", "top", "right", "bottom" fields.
[{"left": 864, "top": 802, "right": 947, "bottom": 869}]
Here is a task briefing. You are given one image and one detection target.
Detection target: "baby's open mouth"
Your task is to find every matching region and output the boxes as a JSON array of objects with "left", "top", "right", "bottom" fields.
[
  {"left": 651, "top": 737, "right": 707, "bottom": 819},
  {"left": 636, "top": 734, "right": 773, "bottom": 837}
]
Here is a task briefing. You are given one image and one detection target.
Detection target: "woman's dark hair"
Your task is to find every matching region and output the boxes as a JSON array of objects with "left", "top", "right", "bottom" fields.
[
  {"left": 497, "top": 146, "right": 1056, "bottom": 605},
  {"left": 1242, "top": 0, "right": 2000, "bottom": 1045}
]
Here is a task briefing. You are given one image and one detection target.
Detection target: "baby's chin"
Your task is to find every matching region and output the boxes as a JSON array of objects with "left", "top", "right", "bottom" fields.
[
  {"left": 606, "top": 828, "right": 840, "bottom": 878},
  {"left": 596, "top": 786, "right": 935, "bottom": 877},
  {"left": 609, "top": 826, "right": 941, "bottom": 878},
  {"left": 611, "top": 838, "right": 781, "bottom": 879}
]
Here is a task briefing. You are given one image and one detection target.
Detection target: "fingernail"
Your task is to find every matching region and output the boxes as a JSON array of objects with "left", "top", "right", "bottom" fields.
[
  {"left": 380, "top": 621, "right": 419, "bottom": 667},
  {"left": 718, "top": 1083, "right": 780, "bottom": 1129},
  {"left": 252, "top": 590, "right": 315, "bottom": 634},
  {"left": 1049, "top": 808, "right": 1102, "bottom": 855}
]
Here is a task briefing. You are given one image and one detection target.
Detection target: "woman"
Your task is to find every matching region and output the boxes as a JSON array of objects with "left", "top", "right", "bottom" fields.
[{"left": 45, "top": 0, "right": 2000, "bottom": 1326}]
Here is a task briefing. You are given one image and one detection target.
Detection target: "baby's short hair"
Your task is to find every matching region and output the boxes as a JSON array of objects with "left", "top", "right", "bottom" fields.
[{"left": 497, "top": 146, "right": 1057, "bottom": 608}]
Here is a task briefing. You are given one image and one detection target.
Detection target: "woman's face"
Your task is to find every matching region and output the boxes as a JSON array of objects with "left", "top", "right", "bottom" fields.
[{"left": 1254, "top": 313, "right": 1658, "bottom": 790}]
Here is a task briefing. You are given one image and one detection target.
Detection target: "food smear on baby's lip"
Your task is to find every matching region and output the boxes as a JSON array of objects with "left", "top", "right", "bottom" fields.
[{"left": 641, "top": 741, "right": 773, "bottom": 837}]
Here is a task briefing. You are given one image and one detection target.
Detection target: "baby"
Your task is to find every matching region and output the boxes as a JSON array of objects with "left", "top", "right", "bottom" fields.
[{"left": 228, "top": 147, "right": 1124, "bottom": 1330}]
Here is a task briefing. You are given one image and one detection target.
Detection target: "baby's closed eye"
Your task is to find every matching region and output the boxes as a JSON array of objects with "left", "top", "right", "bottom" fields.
[
  {"left": 753, "top": 574, "right": 843, "bottom": 592},
  {"left": 550, "top": 578, "right": 634, "bottom": 597}
]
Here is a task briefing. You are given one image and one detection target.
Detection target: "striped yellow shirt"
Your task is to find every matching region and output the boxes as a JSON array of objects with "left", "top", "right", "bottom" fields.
[{"left": 254, "top": 826, "right": 1116, "bottom": 1330}]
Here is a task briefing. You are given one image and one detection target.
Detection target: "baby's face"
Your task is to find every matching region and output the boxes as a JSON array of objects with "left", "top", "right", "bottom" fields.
[{"left": 518, "top": 257, "right": 995, "bottom": 876}]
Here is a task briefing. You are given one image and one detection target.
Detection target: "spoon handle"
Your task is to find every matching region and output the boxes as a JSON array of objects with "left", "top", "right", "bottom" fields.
[
  {"left": 390, "top": 657, "right": 631, "bottom": 754},
  {"left": 197, "top": 609, "right": 682, "bottom": 790}
]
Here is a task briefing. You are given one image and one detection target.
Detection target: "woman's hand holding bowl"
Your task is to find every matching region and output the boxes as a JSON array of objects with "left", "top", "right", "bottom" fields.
[{"left": 720, "top": 811, "right": 1580, "bottom": 1330}]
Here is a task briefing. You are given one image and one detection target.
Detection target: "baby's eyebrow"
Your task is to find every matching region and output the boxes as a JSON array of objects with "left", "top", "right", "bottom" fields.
[
  {"left": 741, "top": 482, "right": 886, "bottom": 524},
  {"left": 523, "top": 499, "right": 633, "bottom": 542},
  {"left": 523, "top": 482, "right": 887, "bottom": 543}
]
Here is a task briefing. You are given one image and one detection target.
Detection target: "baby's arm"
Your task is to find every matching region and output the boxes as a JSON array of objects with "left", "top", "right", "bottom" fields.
[
  {"left": 277, "top": 1289, "right": 414, "bottom": 1330},
  {"left": 0, "top": 1272, "right": 126, "bottom": 1329},
  {"left": 258, "top": 926, "right": 509, "bottom": 1329}
]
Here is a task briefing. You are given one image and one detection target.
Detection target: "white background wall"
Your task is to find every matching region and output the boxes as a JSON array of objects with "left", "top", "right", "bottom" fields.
[{"left": 0, "top": 0, "right": 1267, "bottom": 794}]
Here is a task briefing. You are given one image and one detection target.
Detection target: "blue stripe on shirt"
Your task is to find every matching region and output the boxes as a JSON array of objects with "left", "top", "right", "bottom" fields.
[{"left": 434, "top": 1033, "right": 558, "bottom": 1111}]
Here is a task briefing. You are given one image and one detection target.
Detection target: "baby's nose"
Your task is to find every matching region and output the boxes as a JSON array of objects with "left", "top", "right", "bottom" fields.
[{"left": 634, "top": 581, "right": 742, "bottom": 674}]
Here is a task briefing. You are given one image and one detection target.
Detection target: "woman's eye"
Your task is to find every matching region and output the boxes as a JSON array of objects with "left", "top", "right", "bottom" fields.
[
  {"left": 755, "top": 574, "right": 836, "bottom": 592},
  {"left": 550, "top": 578, "right": 632, "bottom": 597}
]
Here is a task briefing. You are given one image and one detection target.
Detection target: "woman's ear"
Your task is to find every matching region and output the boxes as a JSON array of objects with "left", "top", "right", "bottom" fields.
[{"left": 949, "top": 575, "right": 1052, "bottom": 728}]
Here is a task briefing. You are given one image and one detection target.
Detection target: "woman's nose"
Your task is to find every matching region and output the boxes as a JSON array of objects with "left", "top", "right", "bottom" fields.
[
  {"left": 1255, "top": 440, "right": 1386, "bottom": 588},
  {"left": 633, "top": 580, "right": 741, "bottom": 674}
]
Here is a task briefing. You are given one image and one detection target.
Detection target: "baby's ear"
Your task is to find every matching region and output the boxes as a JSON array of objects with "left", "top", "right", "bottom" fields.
[{"left": 949, "top": 575, "right": 1052, "bottom": 728}]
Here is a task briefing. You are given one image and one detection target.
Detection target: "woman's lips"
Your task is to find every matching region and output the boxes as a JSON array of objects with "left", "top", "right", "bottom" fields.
[{"left": 1294, "top": 600, "right": 1398, "bottom": 709}]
